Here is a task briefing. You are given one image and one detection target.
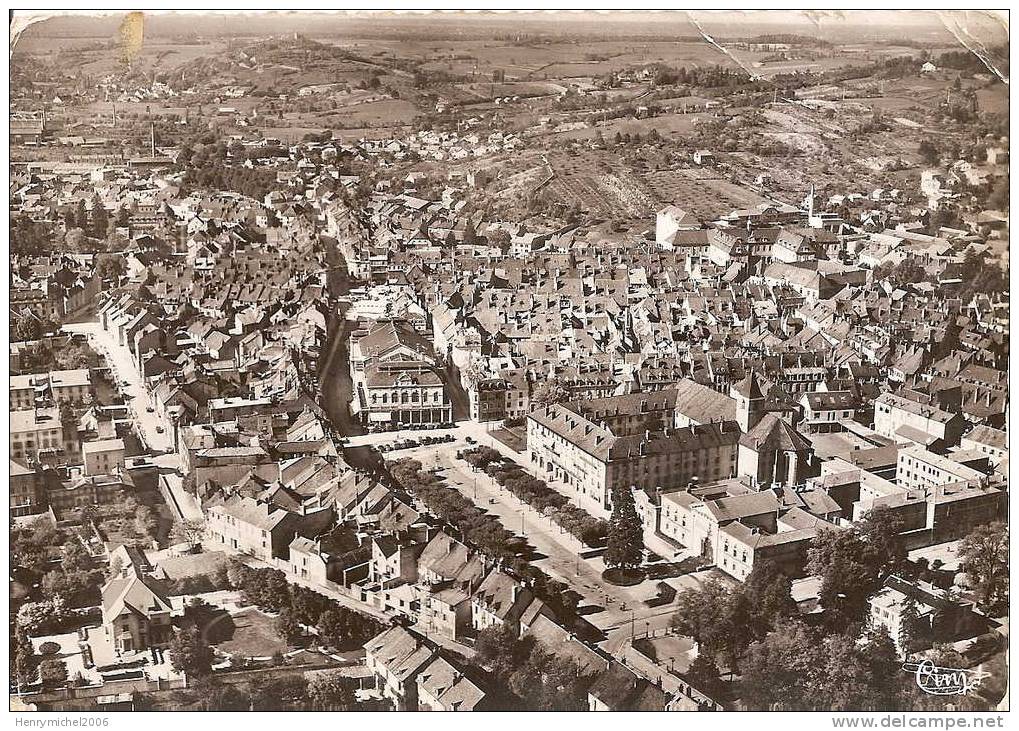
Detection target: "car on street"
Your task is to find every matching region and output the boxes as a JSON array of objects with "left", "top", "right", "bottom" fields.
[
  {"left": 155, "top": 425, "right": 165, "bottom": 433},
  {"left": 146, "top": 406, "right": 155, "bottom": 413}
]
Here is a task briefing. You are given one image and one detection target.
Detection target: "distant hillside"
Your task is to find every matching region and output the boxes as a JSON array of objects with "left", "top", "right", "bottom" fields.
[{"left": 14, "top": 10, "right": 1007, "bottom": 47}]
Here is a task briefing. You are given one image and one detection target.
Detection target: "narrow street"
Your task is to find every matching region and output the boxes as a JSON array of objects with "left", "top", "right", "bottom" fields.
[
  {"left": 64, "top": 320, "right": 197, "bottom": 524},
  {"left": 63, "top": 320, "right": 176, "bottom": 455},
  {"left": 319, "top": 235, "right": 365, "bottom": 438}
]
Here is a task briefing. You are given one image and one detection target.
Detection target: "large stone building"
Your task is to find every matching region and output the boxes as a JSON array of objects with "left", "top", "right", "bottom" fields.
[
  {"left": 82, "top": 438, "right": 126, "bottom": 477},
  {"left": 895, "top": 445, "right": 989, "bottom": 491},
  {"left": 204, "top": 493, "right": 333, "bottom": 562},
  {"left": 656, "top": 481, "right": 841, "bottom": 580},
  {"left": 9, "top": 369, "right": 93, "bottom": 411},
  {"left": 874, "top": 392, "right": 965, "bottom": 448},
  {"left": 350, "top": 320, "right": 451, "bottom": 428},
  {"left": 525, "top": 373, "right": 821, "bottom": 514},
  {"left": 737, "top": 413, "right": 815, "bottom": 487},
  {"left": 48, "top": 369, "right": 93, "bottom": 404},
  {"left": 527, "top": 396, "right": 742, "bottom": 515}
]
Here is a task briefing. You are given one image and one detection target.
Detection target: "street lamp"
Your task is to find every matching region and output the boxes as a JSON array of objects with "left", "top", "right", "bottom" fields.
[{"left": 630, "top": 609, "right": 635, "bottom": 638}]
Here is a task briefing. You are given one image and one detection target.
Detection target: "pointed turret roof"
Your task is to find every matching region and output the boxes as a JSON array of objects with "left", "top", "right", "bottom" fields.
[{"left": 733, "top": 370, "right": 765, "bottom": 400}]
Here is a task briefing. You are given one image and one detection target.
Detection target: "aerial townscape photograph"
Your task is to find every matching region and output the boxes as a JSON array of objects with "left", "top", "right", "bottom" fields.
[{"left": 6, "top": 8, "right": 1010, "bottom": 719}]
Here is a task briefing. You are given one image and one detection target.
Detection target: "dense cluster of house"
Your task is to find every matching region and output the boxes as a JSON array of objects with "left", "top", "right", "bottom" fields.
[
  {"left": 11, "top": 252, "right": 101, "bottom": 331},
  {"left": 8, "top": 359, "right": 141, "bottom": 519},
  {"left": 326, "top": 172, "right": 1007, "bottom": 587},
  {"left": 8, "top": 117, "right": 1008, "bottom": 712}
]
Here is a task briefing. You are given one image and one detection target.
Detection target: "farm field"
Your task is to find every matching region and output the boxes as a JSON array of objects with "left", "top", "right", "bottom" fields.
[
  {"left": 333, "top": 38, "right": 752, "bottom": 81},
  {"left": 977, "top": 86, "right": 1009, "bottom": 114},
  {"left": 546, "top": 149, "right": 660, "bottom": 219},
  {"left": 273, "top": 98, "right": 419, "bottom": 137},
  {"left": 330, "top": 98, "right": 419, "bottom": 125},
  {"left": 645, "top": 168, "right": 770, "bottom": 220}
]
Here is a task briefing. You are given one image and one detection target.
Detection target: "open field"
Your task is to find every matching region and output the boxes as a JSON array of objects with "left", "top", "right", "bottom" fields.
[
  {"left": 267, "top": 98, "right": 419, "bottom": 139},
  {"left": 271, "top": 99, "right": 419, "bottom": 134},
  {"left": 550, "top": 111, "right": 708, "bottom": 143},
  {"left": 318, "top": 38, "right": 749, "bottom": 81},
  {"left": 13, "top": 35, "right": 228, "bottom": 77},
  {"left": 157, "top": 550, "right": 230, "bottom": 580},
  {"left": 330, "top": 98, "right": 419, "bottom": 125}
]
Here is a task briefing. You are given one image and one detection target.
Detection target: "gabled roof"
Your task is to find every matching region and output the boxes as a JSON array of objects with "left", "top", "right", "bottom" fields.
[
  {"left": 206, "top": 493, "right": 293, "bottom": 532},
  {"left": 703, "top": 488, "right": 782, "bottom": 523},
  {"left": 739, "top": 413, "right": 811, "bottom": 453},
  {"left": 101, "top": 570, "right": 172, "bottom": 623},
  {"left": 416, "top": 655, "right": 487, "bottom": 711},
  {"left": 10, "top": 458, "right": 34, "bottom": 477},
  {"left": 472, "top": 570, "right": 534, "bottom": 623},
  {"left": 363, "top": 625, "right": 435, "bottom": 681}
]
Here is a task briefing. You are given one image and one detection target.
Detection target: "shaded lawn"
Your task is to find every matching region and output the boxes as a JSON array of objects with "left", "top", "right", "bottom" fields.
[
  {"left": 158, "top": 550, "right": 229, "bottom": 581},
  {"left": 209, "top": 608, "right": 289, "bottom": 659}
]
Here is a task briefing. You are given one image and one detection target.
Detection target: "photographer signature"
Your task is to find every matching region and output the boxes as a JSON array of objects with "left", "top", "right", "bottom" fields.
[{"left": 903, "top": 660, "right": 988, "bottom": 695}]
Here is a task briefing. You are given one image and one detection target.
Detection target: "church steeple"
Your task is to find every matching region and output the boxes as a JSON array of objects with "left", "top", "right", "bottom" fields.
[
  {"left": 732, "top": 371, "right": 766, "bottom": 432},
  {"left": 805, "top": 183, "right": 816, "bottom": 221}
]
